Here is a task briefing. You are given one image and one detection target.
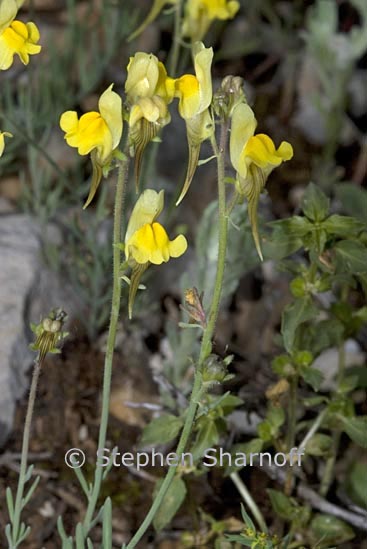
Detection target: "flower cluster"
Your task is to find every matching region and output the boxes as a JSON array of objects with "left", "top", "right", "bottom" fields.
[
  {"left": 58, "top": 37, "right": 293, "bottom": 315},
  {"left": 0, "top": 0, "right": 41, "bottom": 70}
]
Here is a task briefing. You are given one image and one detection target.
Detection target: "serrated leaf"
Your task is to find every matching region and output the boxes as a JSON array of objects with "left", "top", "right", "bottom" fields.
[
  {"left": 334, "top": 240, "right": 367, "bottom": 274},
  {"left": 339, "top": 415, "right": 367, "bottom": 448},
  {"left": 281, "top": 298, "right": 319, "bottom": 353},
  {"left": 140, "top": 414, "right": 183, "bottom": 446},
  {"left": 302, "top": 183, "right": 330, "bottom": 222},
  {"left": 301, "top": 366, "right": 324, "bottom": 391},
  {"left": 153, "top": 476, "right": 187, "bottom": 532},
  {"left": 336, "top": 183, "right": 367, "bottom": 222},
  {"left": 322, "top": 215, "right": 365, "bottom": 237}
]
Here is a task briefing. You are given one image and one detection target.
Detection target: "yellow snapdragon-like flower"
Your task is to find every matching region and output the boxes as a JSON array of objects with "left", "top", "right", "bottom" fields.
[
  {"left": 60, "top": 84, "right": 123, "bottom": 208},
  {"left": 125, "top": 52, "right": 175, "bottom": 105},
  {"left": 182, "top": 0, "right": 239, "bottom": 42},
  {"left": 173, "top": 42, "right": 214, "bottom": 204},
  {"left": 230, "top": 103, "right": 293, "bottom": 260},
  {"left": 0, "top": 130, "right": 13, "bottom": 156},
  {"left": 125, "top": 189, "right": 187, "bottom": 317},
  {"left": 126, "top": 52, "right": 175, "bottom": 189},
  {"left": 0, "top": 0, "right": 41, "bottom": 70}
]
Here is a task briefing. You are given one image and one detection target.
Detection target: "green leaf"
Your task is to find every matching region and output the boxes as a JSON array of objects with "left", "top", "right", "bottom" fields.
[
  {"left": 339, "top": 416, "right": 367, "bottom": 448},
  {"left": 269, "top": 216, "right": 314, "bottom": 237},
  {"left": 102, "top": 497, "right": 112, "bottom": 549},
  {"left": 191, "top": 419, "right": 219, "bottom": 460},
  {"left": 6, "top": 488, "right": 14, "bottom": 521},
  {"left": 225, "top": 439, "right": 264, "bottom": 474},
  {"left": 334, "top": 240, "right": 367, "bottom": 274},
  {"left": 345, "top": 461, "right": 367, "bottom": 508},
  {"left": 267, "top": 405, "right": 285, "bottom": 429},
  {"left": 281, "top": 298, "right": 319, "bottom": 353},
  {"left": 140, "top": 414, "right": 183, "bottom": 446},
  {"left": 153, "top": 476, "right": 187, "bottom": 532},
  {"left": 305, "top": 434, "right": 333, "bottom": 456},
  {"left": 262, "top": 231, "right": 303, "bottom": 260},
  {"left": 301, "top": 366, "right": 324, "bottom": 391},
  {"left": 336, "top": 183, "right": 367, "bottom": 222},
  {"left": 302, "top": 183, "right": 330, "bottom": 222},
  {"left": 322, "top": 215, "right": 365, "bottom": 237},
  {"left": 309, "top": 514, "right": 355, "bottom": 545},
  {"left": 267, "top": 489, "right": 297, "bottom": 520}
]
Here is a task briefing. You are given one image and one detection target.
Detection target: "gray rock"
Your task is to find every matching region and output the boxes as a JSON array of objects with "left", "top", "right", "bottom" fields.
[{"left": 0, "top": 214, "right": 79, "bottom": 447}]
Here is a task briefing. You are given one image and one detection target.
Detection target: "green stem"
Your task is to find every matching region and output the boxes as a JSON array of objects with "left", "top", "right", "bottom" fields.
[
  {"left": 10, "top": 357, "right": 42, "bottom": 546},
  {"left": 230, "top": 472, "right": 267, "bottom": 532},
  {"left": 320, "top": 338, "right": 345, "bottom": 497},
  {"left": 126, "top": 122, "right": 229, "bottom": 549},
  {"left": 168, "top": 0, "right": 183, "bottom": 76},
  {"left": 82, "top": 157, "right": 129, "bottom": 534},
  {"left": 285, "top": 376, "right": 298, "bottom": 496}
]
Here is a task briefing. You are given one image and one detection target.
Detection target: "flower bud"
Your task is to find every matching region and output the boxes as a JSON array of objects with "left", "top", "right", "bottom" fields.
[{"left": 213, "top": 75, "right": 246, "bottom": 119}]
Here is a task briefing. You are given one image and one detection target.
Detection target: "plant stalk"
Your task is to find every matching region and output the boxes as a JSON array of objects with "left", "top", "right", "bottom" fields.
[
  {"left": 82, "top": 157, "right": 129, "bottom": 534},
  {"left": 10, "top": 357, "right": 42, "bottom": 546},
  {"left": 230, "top": 472, "right": 267, "bottom": 533},
  {"left": 126, "top": 122, "right": 229, "bottom": 549},
  {"left": 169, "top": 0, "right": 183, "bottom": 76}
]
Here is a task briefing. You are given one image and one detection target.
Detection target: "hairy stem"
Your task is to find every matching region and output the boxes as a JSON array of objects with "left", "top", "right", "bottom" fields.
[
  {"left": 285, "top": 376, "right": 298, "bottom": 496},
  {"left": 126, "top": 122, "right": 229, "bottom": 549},
  {"left": 82, "top": 157, "right": 129, "bottom": 534}
]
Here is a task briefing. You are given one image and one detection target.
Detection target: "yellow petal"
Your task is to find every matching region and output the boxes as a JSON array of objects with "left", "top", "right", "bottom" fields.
[
  {"left": 193, "top": 42, "right": 213, "bottom": 111},
  {"left": 127, "top": 222, "right": 187, "bottom": 265},
  {"left": 175, "top": 43, "right": 213, "bottom": 119},
  {"left": 125, "top": 189, "right": 165, "bottom": 248},
  {"left": 230, "top": 103, "right": 257, "bottom": 177},
  {"left": 0, "top": 130, "right": 13, "bottom": 156},
  {"left": 125, "top": 52, "right": 160, "bottom": 102},
  {"left": 60, "top": 111, "right": 79, "bottom": 133},
  {"left": 98, "top": 84, "right": 123, "bottom": 151},
  {"left": 0, "top": 19, "right": 41, "bottom": 69},
  {"left": 0, "top": 0, "right": 19, "bottom": 34},
  {"left": 169, "top": 234, "right": 188, "bottom": 257}
]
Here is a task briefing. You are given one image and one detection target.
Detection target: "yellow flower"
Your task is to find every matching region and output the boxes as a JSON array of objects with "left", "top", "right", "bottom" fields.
[
  {"left": 0, "top": 1, "right": 41, "bottom": 70},
  {"left": 173, "top": 42, "right": 214, "bottom": 204},
  {"left": 60, "top": 84, "right": 123, "bottom": 208},
  {"left": 174, "top": 42, "right": 212, "bottom": 119},
  {"left": 126, "top": 53, "right": 174, "bottom": 189},
  {"left": 0, "top": 130, "right": 13, "bottom": 156},
  {"left": 125, "top": 52, "right": 175, "bottom": 105},
  {"left": 125, "top": 189, "right": 187, "bottom": 317},
  {"left": 230, "top": 103, "right": 293, "bottom": 260},
  {"left": 182, "top": 0, "right": 239, "bottom": 42}
]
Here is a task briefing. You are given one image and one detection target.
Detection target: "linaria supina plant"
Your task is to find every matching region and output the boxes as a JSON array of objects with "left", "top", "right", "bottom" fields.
[{"left": 4, "top": 2, "right": 296, "bottom": 545}]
